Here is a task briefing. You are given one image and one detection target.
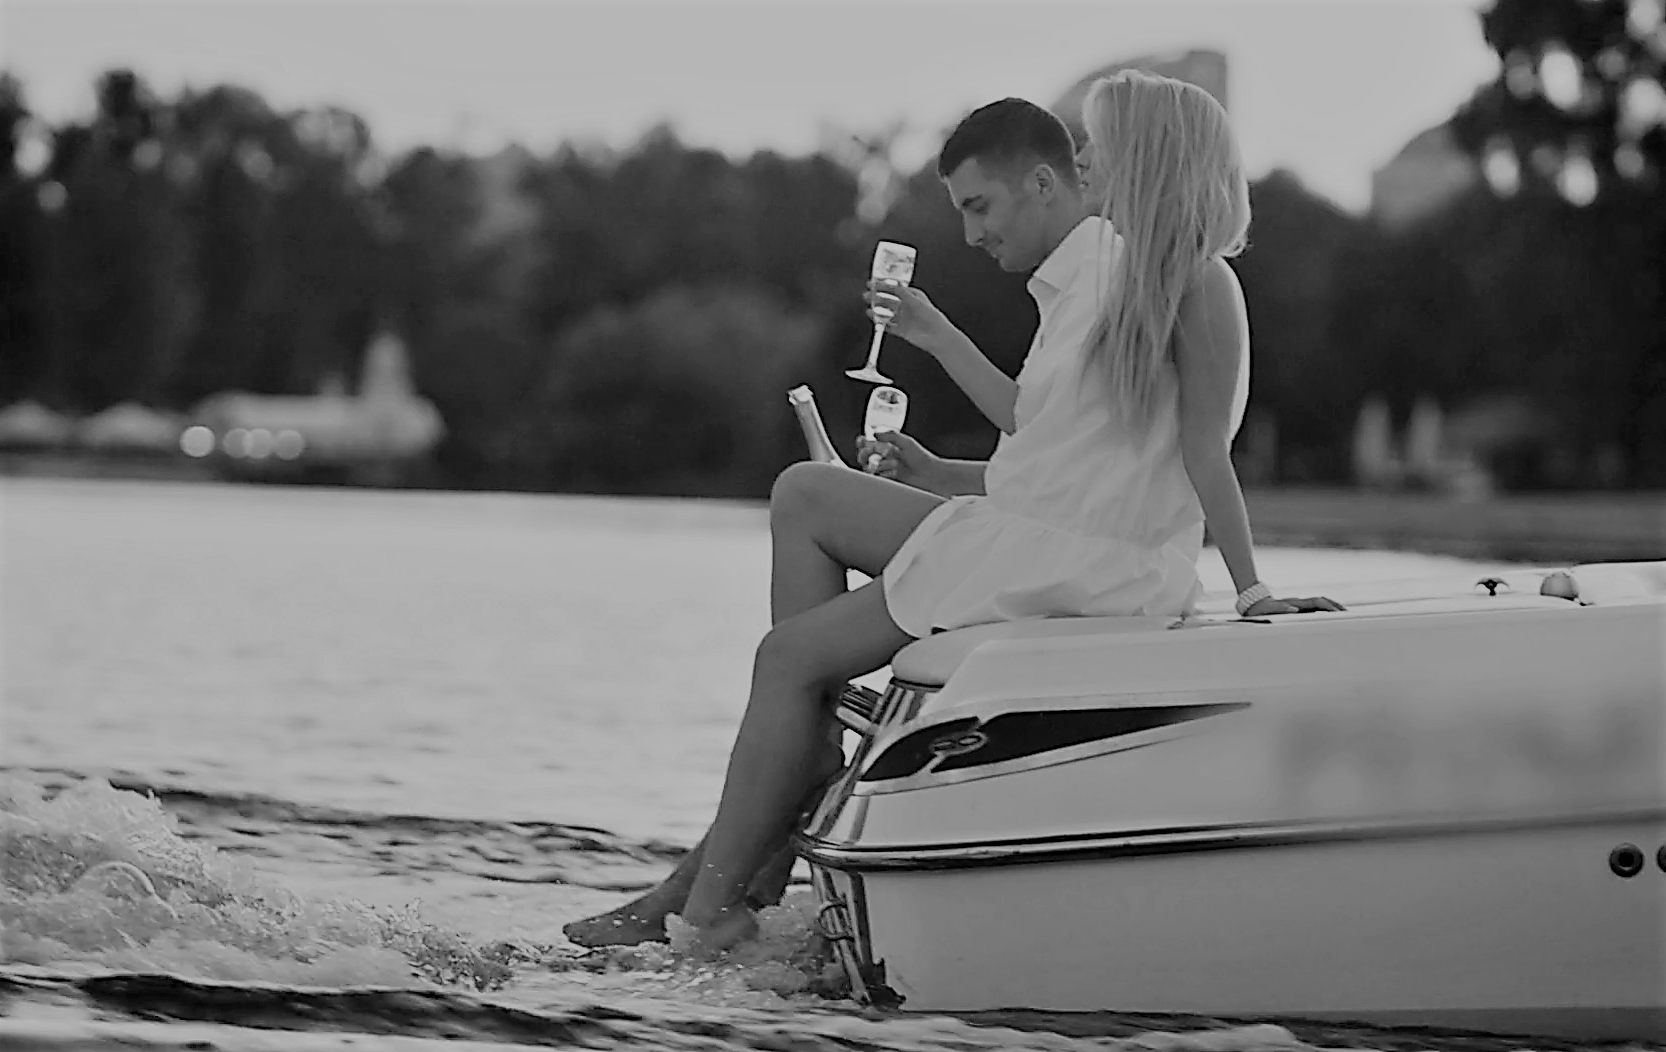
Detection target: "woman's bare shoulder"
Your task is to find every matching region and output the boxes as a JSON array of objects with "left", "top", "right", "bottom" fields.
[
  {"left": 1175, "top": 257, "right": 1246, "bottom": 359},
  {"left": 1185, "top": 256, "right": 1245, "bottom": 310}
]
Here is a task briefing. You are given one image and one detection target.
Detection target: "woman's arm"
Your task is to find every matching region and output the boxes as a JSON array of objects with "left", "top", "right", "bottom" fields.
[
  {"left": 1173, "top": 260, "right": 1343, "bottom": 616},
  {"left": 868, "top": 283, "right": 1018, "bottom": 434},
  {"left": 1173, "top": 260, "right": 1260, "bottom": 597}
]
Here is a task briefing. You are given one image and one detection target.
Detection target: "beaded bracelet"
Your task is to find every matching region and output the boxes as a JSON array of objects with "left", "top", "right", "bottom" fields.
[{"left": 1235, "top": 581, "right": 1271, "bottom": 616}]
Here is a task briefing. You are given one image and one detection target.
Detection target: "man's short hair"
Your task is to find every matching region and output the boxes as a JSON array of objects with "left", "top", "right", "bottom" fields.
[{"left": 936, "top": 97, "right": 1078, "bottom": 185}]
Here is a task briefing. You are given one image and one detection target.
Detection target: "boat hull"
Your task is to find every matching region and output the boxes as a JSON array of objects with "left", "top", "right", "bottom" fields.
[
  {"left": 807, "top": 811, "right": 1666, "bottom": 1039},
  {"left": 805, "top": 565, "right": 1666, "bottom": 1040}
]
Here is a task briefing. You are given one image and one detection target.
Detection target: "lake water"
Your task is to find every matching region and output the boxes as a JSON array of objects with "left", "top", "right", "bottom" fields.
[{"left": 3, "top": 477, "right": 1557, "bottom": 1051}]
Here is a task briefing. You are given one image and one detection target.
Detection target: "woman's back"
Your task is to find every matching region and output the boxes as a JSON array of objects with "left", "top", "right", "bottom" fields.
[
  {"left": 984, "top": 245, "right": 1251, "bottom": 551},
  {"left": 882, "top": 224, "right": 1254, "bottom": 635}
]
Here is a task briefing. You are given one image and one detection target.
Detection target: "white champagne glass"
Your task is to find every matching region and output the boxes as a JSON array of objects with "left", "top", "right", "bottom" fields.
[
  {"left": 847, "top": 241, "right": 917, "bottom": 384},
  {"left": 862, "top": 385, "right": 908, "bottom": 471}
]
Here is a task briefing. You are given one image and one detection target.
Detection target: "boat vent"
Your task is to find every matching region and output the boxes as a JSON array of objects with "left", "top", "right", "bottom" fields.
[
  {"left": 857, "top": 703, "right": 1248, "bottom": 783},
  {"left": 860, "top": 717, "right": 980, "bottom": 781}
]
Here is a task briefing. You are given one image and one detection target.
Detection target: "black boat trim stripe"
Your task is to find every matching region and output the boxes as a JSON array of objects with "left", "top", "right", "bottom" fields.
[{"left": 794, "top": 805, "right": 1666, "bottom": 872}]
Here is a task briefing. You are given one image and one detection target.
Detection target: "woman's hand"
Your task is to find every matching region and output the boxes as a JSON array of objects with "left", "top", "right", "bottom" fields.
[
  {"left": 865, "top": 280, "right": 956, "bottom": 356},
  {"left": 1244, "top": 596, "right": 1347, "bottom": 616},
  {"left": 856, "top": 429, "right": 946, "bottom": 494}
]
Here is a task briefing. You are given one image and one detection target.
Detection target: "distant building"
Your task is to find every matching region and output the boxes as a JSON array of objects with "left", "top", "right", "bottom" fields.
[
  {"left": 0, "top": 399, "right": 183, "bottom": 454},
  {"left": 79, "top": 402, "right": 183, "bottom": 452},
  {"left": 1369, "top": 123, "right": 1479, "bottom": 231},
  {"left": 463, "top": 145, "right": 542, "bottom": 300},
  {"left": 188, "top": 328, "right": 444, "bottom": 482},
  {"left": 1052, "top": 49, "right": 1230, "bottom": 144},
  {"left": 0, "top": 400, "right": 76, "bottom": 448},
  {"left": 1352, "top": 394, "right": 1404, "bottom": 489}
]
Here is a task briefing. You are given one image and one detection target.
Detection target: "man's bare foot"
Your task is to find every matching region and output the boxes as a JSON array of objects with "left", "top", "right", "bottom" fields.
[
  {"left": 562, "top": 904, "right": 669, "bottom": 947},
  {"left": 564, "top": 885, "right": 687, "bottom": 948},
  {"left": 571, "top": 732, "right": 847, "bottom": 945},
  {"left": 673, "top": 904, "right": 758, "bottom": 959}
]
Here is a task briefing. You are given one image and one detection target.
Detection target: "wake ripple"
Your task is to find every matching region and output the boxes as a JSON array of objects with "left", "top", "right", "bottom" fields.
[
  {"left": 1, "top": 969, "right": 1643, "bottom": 1052},
  {"left": 8, "top": 766, "right": 684, "bottom": 892},
  {"left": 3, "top": 771, "right": 1656, "bottom": 1052}
]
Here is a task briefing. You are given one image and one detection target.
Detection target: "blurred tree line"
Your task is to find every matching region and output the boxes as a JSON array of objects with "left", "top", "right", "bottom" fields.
[{"left": 1, "top": 0, "right": 1661, "bottom": 495}]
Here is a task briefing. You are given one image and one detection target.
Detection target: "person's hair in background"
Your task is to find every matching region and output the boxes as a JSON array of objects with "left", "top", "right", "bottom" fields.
[{"left": 1080, "top": 70, "right": 1251, "bottom": 440}]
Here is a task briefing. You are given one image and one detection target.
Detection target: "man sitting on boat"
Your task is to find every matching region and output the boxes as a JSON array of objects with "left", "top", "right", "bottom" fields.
[{"left": 564, "top": 74, "right": 1341, "bottom": 953}]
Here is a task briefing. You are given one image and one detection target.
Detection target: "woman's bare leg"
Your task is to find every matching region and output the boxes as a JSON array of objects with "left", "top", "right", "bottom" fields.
[
  {"left": 562, "top": 466, "right": 941, "bottom": 947},
  {"left": 739, "top": 463, "right": 945, "bottom": 903},
  {"left": 679, "top": 580, "right": 911, "bottom": 952}
]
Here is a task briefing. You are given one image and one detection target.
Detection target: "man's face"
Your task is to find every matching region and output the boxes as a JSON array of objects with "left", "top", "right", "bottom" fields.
[{"left": 942, "top": 157, "right": 1051, "bottom": 272}]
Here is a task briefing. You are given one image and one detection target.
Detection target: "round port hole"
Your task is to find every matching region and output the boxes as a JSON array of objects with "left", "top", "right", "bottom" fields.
[{"left": 1610, "top": 843, "right": 1644, "bottom": 878}]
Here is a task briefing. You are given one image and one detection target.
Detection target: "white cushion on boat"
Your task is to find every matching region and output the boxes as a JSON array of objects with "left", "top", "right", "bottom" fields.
[
  {"left": 887, "top": 562, "right": 1666, "bottom": 690},
  {"left": 1573, "top": 561, "right": 1666, "bottom": 604},
  {"left": 890, "top": 614, "right": 1174, "bottom": 689}
]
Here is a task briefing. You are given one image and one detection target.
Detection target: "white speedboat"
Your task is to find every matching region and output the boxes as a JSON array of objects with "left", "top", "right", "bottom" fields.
[{"left": 803, "top": 561, "right": 1666, "bottom": 1041}]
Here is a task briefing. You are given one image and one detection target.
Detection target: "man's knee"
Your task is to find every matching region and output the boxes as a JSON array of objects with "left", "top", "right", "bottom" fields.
[{"left": 770, "top": 461, "right": 841, "bottom": 526}]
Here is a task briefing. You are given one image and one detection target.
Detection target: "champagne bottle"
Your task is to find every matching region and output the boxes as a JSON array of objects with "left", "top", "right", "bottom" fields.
[{"left": 787, "top": 386, "right": 850, "bottom": 468}]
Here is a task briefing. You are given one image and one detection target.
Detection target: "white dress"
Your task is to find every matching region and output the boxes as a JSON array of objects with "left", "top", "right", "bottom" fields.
[{"left": 881, "top": 217, "right": 1251, "bottom": 638}]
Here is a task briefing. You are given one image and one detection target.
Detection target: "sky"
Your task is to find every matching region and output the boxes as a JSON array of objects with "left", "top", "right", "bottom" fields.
[{"left": 1, "top": 0, "right": 1501, "bottom": 212}]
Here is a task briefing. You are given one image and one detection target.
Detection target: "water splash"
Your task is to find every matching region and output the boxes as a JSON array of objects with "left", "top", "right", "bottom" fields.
[
  {"left": 0, "top": 774, "right": 511, "bottom": 990},
  {"left": 528, "top": 892, "right": 848, "bottom": 1009}
]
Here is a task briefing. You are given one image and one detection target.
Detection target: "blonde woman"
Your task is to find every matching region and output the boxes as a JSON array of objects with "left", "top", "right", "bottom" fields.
[{"left": 565, "top": 75, "right": 1340, "bottom": 954}]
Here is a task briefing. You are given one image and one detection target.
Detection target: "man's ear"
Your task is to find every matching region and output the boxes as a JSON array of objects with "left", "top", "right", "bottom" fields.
[{"left": 1032, "top": 162, "right": 1059, "bottom": 200}]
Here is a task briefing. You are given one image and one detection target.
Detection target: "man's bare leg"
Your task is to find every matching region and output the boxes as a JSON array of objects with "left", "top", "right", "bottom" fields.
[
  {"left": 562, "top": 466, "right": 939, "bottom": 948},
  {"left": 561, "top": 729, "right": 842, "bottom": 948},
  {"left": 679, "top": 582, "right": 911, "bottom": 953}
]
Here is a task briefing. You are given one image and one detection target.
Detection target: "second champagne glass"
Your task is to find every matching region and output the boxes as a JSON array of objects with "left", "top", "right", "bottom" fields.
[
  {"left": 847, "top": 241, "right": 917, "bottom": 384},
  {"left": 862, "top": 386, "right": 909, "bottom": 472}
]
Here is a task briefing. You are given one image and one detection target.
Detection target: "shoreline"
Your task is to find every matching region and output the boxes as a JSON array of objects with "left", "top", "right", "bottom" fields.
[
  {"left": 1240, "top": 487, "right": 1664, "bottom": 564},
  {"left": 4, "top": 455, "right": 1661, "bottom": 565}
]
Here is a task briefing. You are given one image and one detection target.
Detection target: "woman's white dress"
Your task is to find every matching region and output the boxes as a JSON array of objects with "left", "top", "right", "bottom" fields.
[{"left": 881, "top": 217, "right": 1251, "bottom": 638}]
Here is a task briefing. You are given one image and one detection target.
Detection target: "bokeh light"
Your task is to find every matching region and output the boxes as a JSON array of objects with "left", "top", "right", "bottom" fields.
[
  {"left": 235, "top": 141, "right": 274, "bottom": 183},
  {"left": 133, "top": 140, "right": 164, "bottom": 172},
  {"left": 178, "top": 425, "right": 215, "bottom": 458},
  {"left": 1557, "top": 152, "right": 1600, "bottom": 206},
  {"left": 14, "top": 120, "right": 53, "bottom": 178},
  {"left": 1505, "top": 52, "right": 1538, "bottom": 98},
  {"left": 1483, "top": 139, "right": 1522, "bottom": 195},
  {"left": 273, "top": 430, "right": 306, "bottom": 460},
  {"left": 1615, "top": 142, "right": 1648, "bottom": 179},
  {"left": 1629, "top": 0, "right": 1664, "bottom": 39},
  {"left": 245, "top": 428, "right": 275, "bottom": 459},
  {"left": 1620, "top": 77, "right": 1666, "bottom": 137},
  {"left": 37, "top": 181, "right": 66, "bottom": 213},
  {"left": 1595, "top": 47, "right": 1629, "bottom": 80},
  {"left": 1538, "top": 46, "right": 1583, "bottom": 110}
]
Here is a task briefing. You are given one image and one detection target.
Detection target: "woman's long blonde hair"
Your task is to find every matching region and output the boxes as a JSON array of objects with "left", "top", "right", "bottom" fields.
[{"left": 1080, "top": 70, "right": 1250, "bottom": 438}]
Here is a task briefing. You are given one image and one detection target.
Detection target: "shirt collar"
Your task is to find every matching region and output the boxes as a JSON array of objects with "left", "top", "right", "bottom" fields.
[{"left": 1027, "top": 215, "right": 1112, "bottom": 302}]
